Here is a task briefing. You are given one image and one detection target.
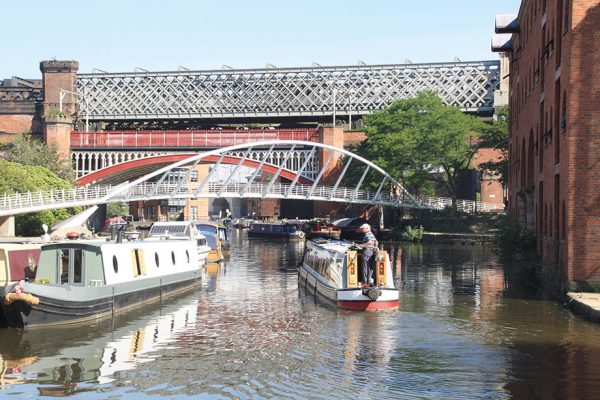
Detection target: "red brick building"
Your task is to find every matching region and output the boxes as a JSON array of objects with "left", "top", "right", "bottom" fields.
[{"left": 493, "top": 0, "right": 600, "bottom": 289}]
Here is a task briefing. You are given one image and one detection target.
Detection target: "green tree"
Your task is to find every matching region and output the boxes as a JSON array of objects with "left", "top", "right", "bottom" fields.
[
  {"left": 350, "top": 92, "right": 484, "bottom": 209},
  {"left": 107, "top": 202, "right": 128, "bottom": 217},
  {"left": 477, "top": 106, "right": 509, "bottom": 186},
  {"left": 3, "top": 132, "right": 74, "bottom": 182},
  {"left": 0, "top": 160, "right": 75, "bottom": 236}
]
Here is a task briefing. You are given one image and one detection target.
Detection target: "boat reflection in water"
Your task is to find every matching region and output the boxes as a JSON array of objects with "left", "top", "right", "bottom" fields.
[
  {"left": 205, "top": 262, "right": 225, "bottom": 293},
  {"left": 0, "top": 291, "right": 201, "bottom": 395}
]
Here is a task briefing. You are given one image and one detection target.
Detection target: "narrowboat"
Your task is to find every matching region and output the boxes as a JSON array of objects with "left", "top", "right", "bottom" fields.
[
  {"left": 0, "top": 243, "right": 41, "bottom": 297},
  {"left": 299, "top": 239, "right": 399, "bottom": 311},
  {"left": 146, "top": 221, "right": 211, "bottom": 262},
  {"left": 306, "top": 219, "right": 341, "bottom": 240},
  {"left": 247, "top": 221, "right": 305, "bottom": 240},
  {"left": 195, "top": 222, "right": 229, "bottom": 263},
  {"left": 0, "top": 236, "right": 204, "bottom": 328}
]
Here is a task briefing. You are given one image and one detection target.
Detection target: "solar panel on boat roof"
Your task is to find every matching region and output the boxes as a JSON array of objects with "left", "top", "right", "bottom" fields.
[{"left": 149, "top": 224, "right": 188, "bottom": 236}]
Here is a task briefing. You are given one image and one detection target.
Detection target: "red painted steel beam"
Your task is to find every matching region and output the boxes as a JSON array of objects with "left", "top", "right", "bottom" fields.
[{"left": 76, "top": 154, "right": 314, "bottom": 187}]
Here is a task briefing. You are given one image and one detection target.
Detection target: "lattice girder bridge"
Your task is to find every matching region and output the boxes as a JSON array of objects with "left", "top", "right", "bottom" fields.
[{"left": 75, "top": 61, "right": 500, "bottom": 123}]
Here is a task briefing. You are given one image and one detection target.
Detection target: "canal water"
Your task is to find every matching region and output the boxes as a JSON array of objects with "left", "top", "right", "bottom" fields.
[{"left": 1, "top": 230, "right": 600, "bottom": 399}]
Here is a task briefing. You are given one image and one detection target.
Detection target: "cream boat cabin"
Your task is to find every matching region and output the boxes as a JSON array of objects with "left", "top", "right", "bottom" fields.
[
  {"left": 299, "top": 239, "right": 399, "bottom": 311},
  {"left": 146, "top": 221, "right": 211, "bottom": 263},
  {"left": 1, "top": 237, "right": 204, "bottom": 328}
]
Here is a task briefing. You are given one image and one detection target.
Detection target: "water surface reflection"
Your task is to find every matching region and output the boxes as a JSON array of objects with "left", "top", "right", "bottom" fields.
[{"left": 0, "top": 237, "right": 599, "bottom": 398}]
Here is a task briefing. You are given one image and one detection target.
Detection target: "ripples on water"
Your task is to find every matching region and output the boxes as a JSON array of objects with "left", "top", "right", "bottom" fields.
[{"left": 1, "top": 232, "right": 600, "bottom": 399}]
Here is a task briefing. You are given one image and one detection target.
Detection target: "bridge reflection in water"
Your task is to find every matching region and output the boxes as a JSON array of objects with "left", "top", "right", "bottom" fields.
[{"left": 1, "top": 235, "right": 600, "bottom": 398}]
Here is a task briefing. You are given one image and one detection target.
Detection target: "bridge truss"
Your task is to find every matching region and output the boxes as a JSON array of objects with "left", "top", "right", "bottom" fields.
[
  {"left": 0, "top": 141, "right": 505, "bottom": 217},
  {"left": 76, "top": 61, "right": 500, "bottom": 122}
]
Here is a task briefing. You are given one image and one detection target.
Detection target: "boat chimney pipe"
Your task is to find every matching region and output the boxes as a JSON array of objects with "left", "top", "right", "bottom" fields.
[
  {"left": 110, "top": 225, "right": 117, "bottom": 241},
  {"left": 116, "top": 226, "right": 124, "bottom": 243}
]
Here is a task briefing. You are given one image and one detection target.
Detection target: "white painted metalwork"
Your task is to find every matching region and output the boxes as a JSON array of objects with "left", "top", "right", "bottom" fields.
[
  {"left": 72, "top": 150, "right": 170, "bottom": 179},
  {"left": 0, "top": 183, "right": 505, "bottom": 217},
  {"left": 76, "top": 61, "right": 500, "bottom": 121},
  {"left": 0, "top": 141, "right": 505, "bottom": 217}
]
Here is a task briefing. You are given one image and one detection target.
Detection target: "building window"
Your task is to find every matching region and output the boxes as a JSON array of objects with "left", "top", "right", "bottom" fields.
[
  {"left": 190, "top": 170, "right": 198, "bottom": 183},
  {"left": 147, "top": 206, "right": 156, "bottom": 220},
  {"left": 190, "top": 206, "right": 198, "bottom": 221}
]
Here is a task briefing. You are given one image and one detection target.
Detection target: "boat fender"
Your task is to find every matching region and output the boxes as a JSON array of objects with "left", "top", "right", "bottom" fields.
[
  {"left": 361, "top": 286, "right": 382, "bottom": 301},
  {"left": 66, "top": 232, "right": 80, "bottom": 240},
  {"left": 297, "top": 231, "right": 305, "bottom": 239},
  {"left": 3, "top": 292, "right": 40, "bottom": 306}
]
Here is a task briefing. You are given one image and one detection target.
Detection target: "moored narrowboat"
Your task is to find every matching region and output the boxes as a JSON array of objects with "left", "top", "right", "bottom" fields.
[
  {"left": 1, "top": 237, "right": 204, "bottom": 328},
  {"left": 195, "top": 222, "right": 229, "bottom": 262},
  {"left": 247, "top": 221, "right": 305, "bottom": 240},
  {"left": 146, "top": 221, "right": 211, "bottom": 262},
  {"left": 0, "top": 243, "right": 41, "bottom": 296},
  {"left": 299, "top": 239, "right": 399, "bottom": 311}
]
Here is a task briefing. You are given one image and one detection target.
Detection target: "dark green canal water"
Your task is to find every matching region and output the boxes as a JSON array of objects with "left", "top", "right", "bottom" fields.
[{"left": 1, "top": 229, "right": 599, "bottom": 399}]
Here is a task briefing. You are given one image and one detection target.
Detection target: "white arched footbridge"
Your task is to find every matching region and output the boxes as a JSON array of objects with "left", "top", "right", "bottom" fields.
[{"left": 0, "top": 141, "right": 504, "bottom": 217}]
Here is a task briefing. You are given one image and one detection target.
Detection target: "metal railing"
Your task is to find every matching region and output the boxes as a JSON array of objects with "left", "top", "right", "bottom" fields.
[
  {"left": 0, "top": 182, "right": 504, "bottom": 217},
  {"left": 417, "top": 195, "right": 505, "bottom": 213},
  {"left": 70, "top": 128, "right": 320, "bottom": 148}
]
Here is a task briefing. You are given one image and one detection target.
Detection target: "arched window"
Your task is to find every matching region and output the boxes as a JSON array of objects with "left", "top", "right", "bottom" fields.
[
  {"left": 561, "top": 91, "right": 567, "bottom": 132},
  {"left": 561, "top": 201, "right": 566, "bottom": 241},
  {"left": 528, "top": 130, "right": 534, "bottom": 186},
  {"left": 544, "top": 203, "right": 548, "bottom": 236},
  {"left": 549, "top": 204, "right": 553, "bottom": 239},
  {"left": 521, "top": 137, "right": 527, "bottom": 188}
]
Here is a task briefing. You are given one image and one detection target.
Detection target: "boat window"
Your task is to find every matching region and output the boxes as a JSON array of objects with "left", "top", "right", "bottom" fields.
[
  {"left": 197, "top": 226, "right": 218, "bottom": 249},
  {"left": 155, "top": 252, "right": 160, "bottom": 268},
  {"left": 197, "top": 225, "right": 217, "bottom": 235},
  {"left": 186, "top": 250, "right": 190, "bottom": 263},
  {"left": 72, "top": 249, "right": 83, "bottom": 284},
  {"left": 197, "top": 238, "right": 206, "bottom": 247},
  {"left": 311, "top": 254, "right": 317, "bottom": 269},
  {"left": 171, "top": 251, "right": 176, "bottom": 265},
  {"left": 113, "top": 255, "right": 118, "bottom": 273},
  {"left": 60, "top": 249, "right": 69, "bottom": 284}
]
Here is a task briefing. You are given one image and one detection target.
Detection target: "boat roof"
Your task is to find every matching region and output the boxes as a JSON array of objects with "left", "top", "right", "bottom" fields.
[
  {"left": 0, "top": 242, "right": 42, "bottom": 250},
  {"left": 309, "top": 238, "right": 355, "bottom": 253},
  {"left": 250, "top": 221, "right": 300, "bottom": 225},
  {"left": 194, "top": 221, "right": 226, "bottom": 228}
]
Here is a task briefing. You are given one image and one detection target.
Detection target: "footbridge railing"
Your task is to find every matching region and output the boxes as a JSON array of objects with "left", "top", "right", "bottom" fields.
[
  {"left": 0, "top": 182, "right": 504, "bottom": 217},
  {"left": 0, "top": 140, "right": 505, "bottom": 217}
]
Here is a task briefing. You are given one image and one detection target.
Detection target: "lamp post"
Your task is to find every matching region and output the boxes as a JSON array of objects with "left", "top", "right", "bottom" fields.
[{"left": 59, "top": 89, "right": 89, "bottom": 132}]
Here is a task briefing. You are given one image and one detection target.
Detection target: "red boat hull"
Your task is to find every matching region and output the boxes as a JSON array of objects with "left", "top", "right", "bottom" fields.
[{"left": 337, "top": 300, "right": 399, "bottom": 311}]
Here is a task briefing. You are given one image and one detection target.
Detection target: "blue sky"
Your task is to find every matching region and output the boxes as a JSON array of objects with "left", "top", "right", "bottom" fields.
[{"left": 2, "top": 0, "right": 521, "bottom": 79}]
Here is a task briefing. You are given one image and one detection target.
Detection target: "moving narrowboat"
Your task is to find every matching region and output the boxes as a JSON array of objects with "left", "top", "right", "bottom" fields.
[
  {"left": 195, "top": 222, "right": 229, "bottom": 263},
  {"left": 0, "top": 236, "right": 204, "bottom": 328},
  {"left": 247, "top": 221, "right": 305, "bottom": 240},
  {"left": 299, "top": 239, "right": 399, "bottom": 311}
]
